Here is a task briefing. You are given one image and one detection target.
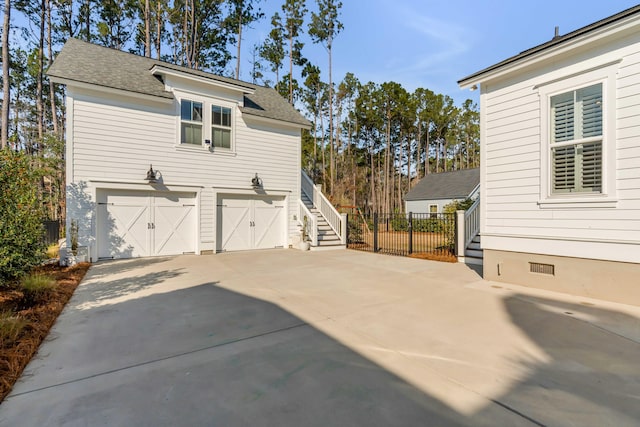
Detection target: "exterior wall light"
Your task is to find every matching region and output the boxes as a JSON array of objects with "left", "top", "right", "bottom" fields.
[
  {"left": 251, "top": 173, "right": 263, "bottom": 189},
  {"left": 145, "top": 164, "right": 158, "bottom": 183}
]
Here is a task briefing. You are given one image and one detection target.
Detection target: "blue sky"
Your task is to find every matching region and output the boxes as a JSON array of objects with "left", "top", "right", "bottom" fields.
[{"left": 243, "top": 0, "right": 640, "bottom": 105}]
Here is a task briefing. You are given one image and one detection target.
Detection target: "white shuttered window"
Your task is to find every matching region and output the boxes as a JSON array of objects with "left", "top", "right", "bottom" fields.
[{"left": 550, "top": 83, "right": 603, "bottom": 194}]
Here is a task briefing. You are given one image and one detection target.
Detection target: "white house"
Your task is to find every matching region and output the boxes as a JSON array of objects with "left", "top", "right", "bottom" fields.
[
  {"left": 48, "top": 39, "right": 346, "bottom": 262},
  {"left": 459, "top": 6, "right": 640, "bottom": 305},
  {"left": 404, "top": 168, "right": 479, "bottom": 214}
]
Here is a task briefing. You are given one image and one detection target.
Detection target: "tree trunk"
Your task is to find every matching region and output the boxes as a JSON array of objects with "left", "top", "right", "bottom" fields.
[
  {"left": 320, "top": 107, "right": 326, "bottom": 189},
  {"left": 288, "top": 33, "right": 293, "bottom": 103},
  {"left": 47, "top": 0, "right": 59, "bottom": 136},
  {"left": 144, "top": 0, "right": 151, "bottom": 57},
  {"left": 328, "top": 42, "right": 334, "bottom": 196},
  {"left": 1, "top": 0, "right": 10, "bottom": 149},
  {"left": 424, "top": 125, "right": 429, "bottom": 176},
  {"left": 155, "top": 0, "right": 161, "bottom": 59},
  {"left": 37, "top": 0, "right": 45, "bottom": 141},
  {"left": 84, "top": 0, "right": 91, "bottom": 41},
  {"left": 369, "top": 137, "right": 375, "bottom": 214},
  {"left": 235, "top": 11, "right": 242, "bottom": 79}
]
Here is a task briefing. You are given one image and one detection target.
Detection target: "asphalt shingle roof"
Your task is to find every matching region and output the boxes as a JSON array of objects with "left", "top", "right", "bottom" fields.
[
  {"left": 47, "top": 38, "right": 311, "bottom": 127},
  {"left": 405, "top": 168, "right": 479, "bottom": 201}
]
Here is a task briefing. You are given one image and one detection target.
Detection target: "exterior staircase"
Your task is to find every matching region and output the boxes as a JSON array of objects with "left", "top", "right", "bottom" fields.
[
  {"left": 458, "top": 197, "right": 483, "bottom": 267},
  {"left": 299, "top": 170, "right": 346, "bottom": 251},
  {"left": 464, "top": 233, "right": 483, "bottom": 266},
  {"left": 300, "top": 193, "right": 343, "bottom": 250}
]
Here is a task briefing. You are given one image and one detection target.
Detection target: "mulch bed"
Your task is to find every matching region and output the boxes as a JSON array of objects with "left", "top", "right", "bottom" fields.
[{"left": 0, "top": 263, "right": 90, "bottom": 402}]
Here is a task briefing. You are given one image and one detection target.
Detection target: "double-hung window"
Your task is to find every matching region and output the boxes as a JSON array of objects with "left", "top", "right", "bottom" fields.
[
  {"left": 429, "top": 204, "right": 438, "bottom": 219},
  {"left": 212, "top": 105, "right": 232, "bottom": 149},
  {"left": 181, "top": 100, "right": 203, "bottom": 145},
  {"left": 550, "top": 83, "right": 602, "bottom": 194}
]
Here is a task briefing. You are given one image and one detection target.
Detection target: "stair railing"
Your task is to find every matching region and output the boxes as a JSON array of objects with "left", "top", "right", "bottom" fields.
[
  {"left": 464, "top": 197, "right": 480, "bottom": 248},
  {"left": 298, "top": 199, "right": 318, "bottom": 246},
  {"left": 301, "top": 170, "right": 345, "bottom": 243}
]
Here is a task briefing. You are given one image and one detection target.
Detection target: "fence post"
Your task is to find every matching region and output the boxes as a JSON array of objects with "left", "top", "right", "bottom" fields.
[
  {"left": 341, "top": 213, "right": 348, "bottom": 245},
  {"left": 408, "top": 212, "right": 413, "bottom": 255},
  {"left": 373, "top": 212, "right": 379, "bottom": 253},
  {"left": 456, "top": 210, "right": 465, "bottom": 262}
]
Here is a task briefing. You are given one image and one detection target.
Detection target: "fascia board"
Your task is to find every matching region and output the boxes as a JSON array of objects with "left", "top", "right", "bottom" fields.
[
  {"left": 48, "top": 76, "right": 173, "bottom": 104},
  {"left": 150, "top": 65, "right": 256, "bottom": 95},
  {"left": 241, "top": 110, "right": 312, "bottom": 130}
]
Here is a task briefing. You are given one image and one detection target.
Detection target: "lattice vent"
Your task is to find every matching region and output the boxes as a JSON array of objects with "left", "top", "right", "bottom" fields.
[{"left": 529, "top": 262, "right": 555, "bottom": 275}]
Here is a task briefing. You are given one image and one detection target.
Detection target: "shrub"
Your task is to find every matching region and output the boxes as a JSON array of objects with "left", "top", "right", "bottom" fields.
[
  {"left": 20, "top": 274, "right": 56, "bottom": 306},
  {"left": 0, "top": 149, "right": 46, "bottom": 284},
  {"left": 391, "top": 215, "right": 408, "bottom": 232},
  {"left": 413, "top": 218, "right": 444, "bottom": 233},
  {"left": 46, "top": 244, "right": 59, "bottom": 259},
  {"left": 443, "top": 198, "right": 476, "bottom": 213},
  {"left": 0, "top": 311, "right": 28, "bottom": 347}
]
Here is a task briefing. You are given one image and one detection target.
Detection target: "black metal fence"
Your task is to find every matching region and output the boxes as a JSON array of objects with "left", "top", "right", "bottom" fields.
[
  {"left": 347, "top": 212, "right": 457, "bottom": 261},
  {"left": 43, "top": 220, "right": 61, "bottom": 246}
]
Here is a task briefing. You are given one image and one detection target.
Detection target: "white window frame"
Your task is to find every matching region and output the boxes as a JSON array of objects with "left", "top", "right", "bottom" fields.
[
  {"left": 180, "top": 99, "right": 203, "bottom": 146},
  {"left": 537, "top": 63, "right": 617, "bottom": 208},
  {"left": 211, "top": 104, "right": 233, "bottom": 150},
  {"left": 429, "top": 204, "right": 438, "bottom": 219},
  {"left": 175, "top": 94, "right": 237, "bottom": 154}
]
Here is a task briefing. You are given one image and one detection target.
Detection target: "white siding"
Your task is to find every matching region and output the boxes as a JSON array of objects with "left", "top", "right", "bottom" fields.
[
  {"left": 405, "top": 199, "right": 457, "bottom": 214},
  {"left": 481, "top": 31, "right": 640, "bottom": 263},
  {"left": 68, "top": 86, "right": 301, "bottom": 258}
]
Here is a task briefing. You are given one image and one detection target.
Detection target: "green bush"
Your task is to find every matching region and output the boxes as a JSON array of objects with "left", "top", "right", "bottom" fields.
[
  {"left": 412, "top": 218, "right": 444, "bottom": 233},
  {"left": 20, "top": 273, "right": 56, "bottom": 306},
  {"left": 0, "top": 149, "right": 46, "bottom": 284},
  {"left": 0, "top": 310, "right": 28, "bottom": 346},
  {"left": 443, "top": 198, "right": 476, "bottom": 213},
  {"left": 391, "top": 216, "right": 408, "bottom": 232}
]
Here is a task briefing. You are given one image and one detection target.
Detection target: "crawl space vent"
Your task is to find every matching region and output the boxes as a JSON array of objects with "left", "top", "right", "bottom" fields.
[{"left": 529, "top": 262, "right": 555, "bottom": 275}]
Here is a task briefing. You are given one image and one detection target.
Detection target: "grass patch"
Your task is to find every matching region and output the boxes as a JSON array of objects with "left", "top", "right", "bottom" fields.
[
  {"left": 0, "top": 311, "right": 28, "bottom": 347},
  {"left": 0, "top": 262, "right": 90, "bottom": 401},
  {"left": 20, "top": 273, "right": 57, "bottom": 307},
  {"left": 46, "top": 244, "right": 59, "bottom": 259}
]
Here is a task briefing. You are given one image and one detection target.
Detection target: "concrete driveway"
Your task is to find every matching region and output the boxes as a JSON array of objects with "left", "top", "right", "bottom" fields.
[{"left": 1, "top": 250, "right": 640, "bottom": 426}]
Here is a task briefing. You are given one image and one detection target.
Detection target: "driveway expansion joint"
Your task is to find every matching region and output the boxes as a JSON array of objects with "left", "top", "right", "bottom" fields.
[{"left": 8, "top": 321, "right": 308, "bottom": 399}]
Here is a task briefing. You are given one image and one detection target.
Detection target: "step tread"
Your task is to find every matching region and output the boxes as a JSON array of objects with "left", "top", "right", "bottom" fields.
[{"left": 465, "top": 249, "right": 484, "bottom": 258}]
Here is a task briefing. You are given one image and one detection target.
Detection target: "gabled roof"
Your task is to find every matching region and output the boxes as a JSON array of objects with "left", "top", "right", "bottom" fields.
[
  {"left": 47, "top": 38, "right": 311, "bottom": 128},
  {"left": 405, "top": 168, "right": 479, "bottom": 201},
  {"left": 458, "top": 5, "right": 640, "bottom": 87}
]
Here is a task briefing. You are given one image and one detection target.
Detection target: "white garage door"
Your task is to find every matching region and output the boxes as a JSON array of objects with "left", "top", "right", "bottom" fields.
[
  {"left": 217, "top": 195, "right": 285, "bottom": 252},
  {"left": 97, "top": 190, "right": 196, "bottom": 259}
]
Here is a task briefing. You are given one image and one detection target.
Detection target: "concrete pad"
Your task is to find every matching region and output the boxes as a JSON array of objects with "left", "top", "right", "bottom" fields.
[{"left": 1, "top": 249, "right": 640, "bottom": 426}]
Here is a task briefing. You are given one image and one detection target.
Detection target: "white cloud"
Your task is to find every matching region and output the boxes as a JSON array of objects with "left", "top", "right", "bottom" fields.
[{"left": 390, "top": 6, "right": 472, "bottom": 75}]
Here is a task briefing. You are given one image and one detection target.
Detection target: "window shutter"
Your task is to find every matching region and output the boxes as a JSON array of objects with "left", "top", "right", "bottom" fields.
[
  {"left": 579, "top": 84, "right": 602, "bottom": 138},
  {"left": 551, "top": 92, "right": 574, "bottom": 143},
  {"left": 553, "top": 145, "right": 576, "bottom": 191},
  {"left": 580, "top": 142, "right": 602, "bottom": 192}
]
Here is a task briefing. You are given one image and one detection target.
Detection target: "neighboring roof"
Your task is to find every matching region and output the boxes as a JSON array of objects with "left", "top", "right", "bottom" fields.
[
  {"left": 458, "top": 5, "right": 640, "bottom": 87},
  {"left": 405, "top": 168, "right": 479, "bottom": 201},
  {"left": 47, "top": 38, "right": 311, "bottom": 128}
]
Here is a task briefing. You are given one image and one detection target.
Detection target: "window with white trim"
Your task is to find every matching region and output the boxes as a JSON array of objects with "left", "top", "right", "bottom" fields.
[
  {"left": 180, "top": 100, "right": 203, "bottom": 145},
  {"left": 550, "top": 83, "right": 602, "bottom": 194},
  {"left": 212, "top": 105, "right": 232, "bottom": 149},
  {"left": 429, "top": 204, "right": 438, "bottom": 219}
]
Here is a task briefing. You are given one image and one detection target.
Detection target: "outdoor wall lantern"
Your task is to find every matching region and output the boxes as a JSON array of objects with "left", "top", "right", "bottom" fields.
[
  {"left": 251, "top": 173, "right": 263, "bottom": 189},
  {"left": 145, "top": 164, "right": 158, "bottom": 184}
]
